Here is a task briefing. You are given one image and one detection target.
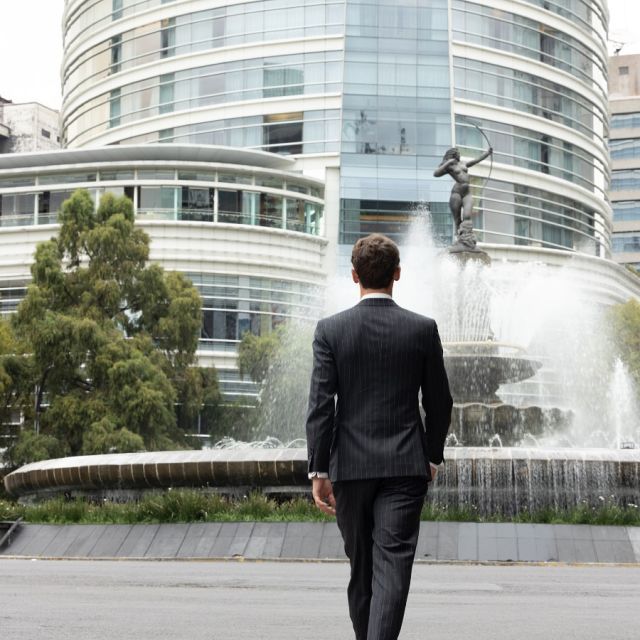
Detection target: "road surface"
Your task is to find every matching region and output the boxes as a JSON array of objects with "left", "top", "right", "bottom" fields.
[{"left": 1, "top": 559, "right": 639, "bottom": 639}]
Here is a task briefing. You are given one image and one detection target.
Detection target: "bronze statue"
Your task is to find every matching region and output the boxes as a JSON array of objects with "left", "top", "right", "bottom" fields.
[{"left": 434, "top": 146, "right": 492, "bottom": 234}]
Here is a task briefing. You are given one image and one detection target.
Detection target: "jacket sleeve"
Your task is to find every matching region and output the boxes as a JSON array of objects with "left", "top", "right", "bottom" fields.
[
  {"left": 306, "top": 320, "right": 338, "bottom": 474},
  {"left": 421, "top": 321, "right": 453, "bottom": 465}
]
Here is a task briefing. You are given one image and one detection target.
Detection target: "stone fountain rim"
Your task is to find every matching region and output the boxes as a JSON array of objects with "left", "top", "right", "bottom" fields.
[{"left": 6, "top": 446, "right": 640, "bottom": 476}]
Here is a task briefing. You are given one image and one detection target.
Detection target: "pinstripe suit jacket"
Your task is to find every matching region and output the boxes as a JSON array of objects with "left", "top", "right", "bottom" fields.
[{"left": 306, "top": 298, "right": 452, "bottom": 483}]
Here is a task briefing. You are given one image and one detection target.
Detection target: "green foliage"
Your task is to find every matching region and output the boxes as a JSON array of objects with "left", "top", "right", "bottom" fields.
[
  {"left": 238, "top": 330, "right": 282, "bottom": 383},
  {"left": 2, "top": 491, "right": 639, "bottom": 526},
  {"left": 3, "top": 189, "right": 223, "bottom": 466},
  {"left": 3, "top": 431, "right": 64, "bottom": 469},
  {"left": 0, "top": 491, "right": 331, "bottom": 524},
  {"left": 609, "top": 298, "right": 640, "bottom": 388}
]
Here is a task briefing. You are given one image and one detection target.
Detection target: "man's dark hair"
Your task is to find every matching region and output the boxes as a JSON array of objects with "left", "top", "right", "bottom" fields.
[{"left": 351, "top": 234, "right": 400, "bottom": 289}]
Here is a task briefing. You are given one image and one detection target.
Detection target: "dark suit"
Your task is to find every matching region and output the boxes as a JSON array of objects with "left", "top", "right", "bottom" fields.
[{"left": 306, "top": 297, "right": 452, "bottom": 640}]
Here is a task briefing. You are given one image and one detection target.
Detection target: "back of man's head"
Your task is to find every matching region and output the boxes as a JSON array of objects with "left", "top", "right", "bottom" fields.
[{"left": 351, "top": 234, "right": 400, "bottom": 290}]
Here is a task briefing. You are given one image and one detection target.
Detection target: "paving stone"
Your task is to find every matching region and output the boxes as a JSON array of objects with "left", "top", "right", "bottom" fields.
[
  {"left": 555, "top": 539, "right": 577, "bottom": 563},
  {"left": 208, "top": 523, "right": 239, "bottom": 557},
  {"left": 176, "top": 523, "right": 222, "bottom": 558},
  {"left": 478, "top": 536, "right": 499, "bottom": 562},
  {"left": 612, "top": 540, "right": 636, "bottom": 563},
  {"left": 318, "top": 523, "right": 345, "bottom": 560},
  {"left": 15, "top": 525, "right": 61, "bottom": 557},
  {"left": 262, "top": 523, "right": 287, "bottom": 559},
  {"left": 573, "top": 538, "right": 597, "bottom": 562},
  {"left": 513, "top": 523, "right": 537, "bottom": 539},
  {"left": 627, "top": 527, "right": 640, "bottom": 562},
  {"left": 145, "top": 524, "right": 190, "bottom": 558},
  {"left": 40, "top": 525, "right": 84, "bottom": 557},
  {"left": 64, "top": 525, "right": 105, "bottom": 557},
  {"left": 595, "top": 539, "right": 636, "bottom": 563},
  {"left": 243, "top": 523, "right": 272, "bottom": 559},
  {"left": 534, "top": 537, "right": 558, "bottom": 562},
  {"left": 89, "top": 525, "right": 133, "bottom": 557},
  {"left": 492, "top": 523, "right": 517, "bottom": 537},
  {"left": 530, "top": 524, "right": 556, "bottom": 539},
  {"left": 554, "top": 524, "right": 593, "bottom": 540},
  {"left": 457, "top": 523, "right": 478, "bottom": 561},
  {"left": 495, "top": 537, "right": 518, "bottom": 562},
  {"left": 416, "top": 522, "right": 438, "bottom": 560},
  {"left": 435, "top": 522, "right": 459, "bottom": 561},
  {"left": 516, "top": 537, "right": 538, "bottom": 562},
  {"left": 0, "top": 524, "right": 44, "bottom": 556},
  {"left": 227, "top": 522, "right": 255, "bottom": 557},
  {"left": 591, "top": 525, "right": 632, "bottom": 541},
  {"left": 117, "top": 524, "right": 160, "bottom": 557},
  {"left": 281, "top": 522, "right": 322, "bottom": 559}
]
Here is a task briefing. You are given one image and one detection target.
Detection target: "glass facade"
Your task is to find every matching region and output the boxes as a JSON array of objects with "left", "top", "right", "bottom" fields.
[
  {"left": 469, "top": 178, "right": 603, "bottom": 253},
  {"left": 452, "top": 1, "right": 607, "bottom": 92},
  {"left": 611, "top": 113, "right": 640, "bottom": 129},
  {"left": 116, "top": 110, "right": 341, "bottom": 155},
  {"left": 612, "top": 233, "right": 640, "bottom": 254},
  {"left": 191, "top": 272, "right": 323, "bottom": 352},
  {"left": 518, "top": 0, "right": 607, "bottom": 39},
  {"left": 613, "top": 202, "right": 640, "bottom": 223},
  {"left": 0, "top": 166, "right": 324, "bottom": 234},
  {"left": 453, "top": 58, "right": 607, "bottom": 142},
  {"left": 455, "top": 117, "right": 606, "bottom": 198},
  {"left": 64, "top": 1, "right": 345, "bottom": 100},
  {"left": 339, "top": 0, "right": 453, "bottom": 246},
  {"left": 64, "top": 51, "right": 343, "bottom": 145},
  {"left": 609, "top": 138, "right": 640, "bottom": 161},
  {"left": 60, "top": 0, "right": 613, "bottom": 263},
  {"left": 611, "top": 170, "right": 640, "bottom": 193}
]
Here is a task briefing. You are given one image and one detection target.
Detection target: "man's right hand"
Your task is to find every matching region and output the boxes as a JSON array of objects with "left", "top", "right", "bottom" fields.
[
  {"left": 429, "top": 463, "right": 439, "bottom": 483},
  {"left": 312, "top": 478, "right": 336, "bottom": 516}
]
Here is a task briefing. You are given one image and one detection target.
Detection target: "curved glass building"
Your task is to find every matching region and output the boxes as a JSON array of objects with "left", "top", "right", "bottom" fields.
[
  {"left": 0, "top": 0, "right": 638, "bottom": 407},
  {"left": 58, "top": 0, "right": 613, "bottom": 258}
]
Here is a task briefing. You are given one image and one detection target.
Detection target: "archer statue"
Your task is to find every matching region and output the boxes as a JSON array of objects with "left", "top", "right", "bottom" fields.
[{"left": 434, "top": 145, "right": 492, "bottom": 250}]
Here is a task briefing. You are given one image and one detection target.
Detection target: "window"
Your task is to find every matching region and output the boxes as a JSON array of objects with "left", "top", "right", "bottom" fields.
[
  {"left": 41, "top": 129, "right": 51, "bottom": 139},
  {"left": 181, "top": 187, "right": 214, "bottom": 221},
  {"left": 619, "top": 66, "right": 630, "bottom": 76},
  {"left": 263, "top": 112, "right": 303, "bottom": 154},
  {"left": 218, "top": 189, "right": 245, "bottom": 224},
  {"left": 138, "top": 186, "right": 177, "bottom": 219},
  {"left": 109, "top": 89, "right": 121, "bottom": 128},
  {"left": 263, "top": 64, "right": 304, "bottom": 98}
]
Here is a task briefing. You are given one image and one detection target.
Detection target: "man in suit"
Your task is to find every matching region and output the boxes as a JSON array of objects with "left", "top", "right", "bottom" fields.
[{"left": 306, "top": 233, "right": 452, "bottom": 640}]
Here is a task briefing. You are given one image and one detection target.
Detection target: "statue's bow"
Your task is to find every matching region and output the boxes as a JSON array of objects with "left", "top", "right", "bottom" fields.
[{"left": 472, "top": 122, "right": 494, "bottom": 196}]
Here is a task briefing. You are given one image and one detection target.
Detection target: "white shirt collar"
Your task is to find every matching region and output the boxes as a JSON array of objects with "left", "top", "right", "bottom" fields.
[{"left": 360, "top": 293, "right": 393, "bottom": 301}]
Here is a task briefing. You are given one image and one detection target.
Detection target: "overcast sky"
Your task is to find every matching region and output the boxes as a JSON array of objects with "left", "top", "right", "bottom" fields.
[{"left": 0, "top": 0, "right": 639, "bottom": 110}]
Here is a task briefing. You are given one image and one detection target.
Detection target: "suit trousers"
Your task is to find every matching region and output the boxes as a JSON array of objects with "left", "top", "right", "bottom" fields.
[{"left": 333, "top": 476, "right": 428, "bottom": 640}]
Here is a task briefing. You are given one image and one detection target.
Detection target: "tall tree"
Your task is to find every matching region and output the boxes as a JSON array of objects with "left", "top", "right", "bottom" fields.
[{"left": 4, "top": 189, "right": 220, "bottom": 464}]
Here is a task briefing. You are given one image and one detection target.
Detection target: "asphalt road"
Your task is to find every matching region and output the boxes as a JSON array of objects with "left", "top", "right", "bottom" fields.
[{"left": 1, "top": 559, "right": 639, "bottom": 640}]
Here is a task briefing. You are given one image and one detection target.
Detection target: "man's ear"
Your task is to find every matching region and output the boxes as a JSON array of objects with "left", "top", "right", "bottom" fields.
[
  {"left": 393, "top": 266, "right": 401, "bottom": 282},
  {"left": 351, "top": 268, "right": 360, "bottom": 284}
]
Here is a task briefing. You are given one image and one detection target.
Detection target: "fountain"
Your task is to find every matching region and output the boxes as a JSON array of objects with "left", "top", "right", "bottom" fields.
[{"left": 5, "top": 158, "right": 640, "bottom": 516}]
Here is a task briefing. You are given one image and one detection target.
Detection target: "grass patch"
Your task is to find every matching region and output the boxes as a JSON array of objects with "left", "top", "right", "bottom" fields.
[
  {"left": 1, "top": 492, "right": 639, "bottom": 526},
  {"left": 0, "top": 491, "right": 332, "bottom": 525}
]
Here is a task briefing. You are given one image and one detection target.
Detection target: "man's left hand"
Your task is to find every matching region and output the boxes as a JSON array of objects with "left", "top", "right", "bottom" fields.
[{"left": 312, "top": 478, "right": 336, "bottom": 516}]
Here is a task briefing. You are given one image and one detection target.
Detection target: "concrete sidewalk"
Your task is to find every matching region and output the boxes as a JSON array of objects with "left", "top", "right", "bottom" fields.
[{"left": 2, "top": 521, "right": 640, "bottom": 563}]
